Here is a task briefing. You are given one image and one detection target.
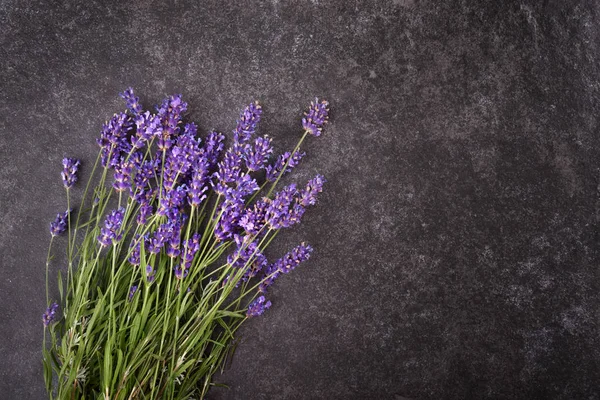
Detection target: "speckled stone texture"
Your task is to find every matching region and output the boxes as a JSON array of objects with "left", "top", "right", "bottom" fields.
[{"left": 2, "top": 0, "right": 600, "bottom": 399}]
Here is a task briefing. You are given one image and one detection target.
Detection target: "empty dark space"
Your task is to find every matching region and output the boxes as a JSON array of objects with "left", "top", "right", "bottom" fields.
[{"left": 1, "top": 1, "right": 600, "bottom": 399}]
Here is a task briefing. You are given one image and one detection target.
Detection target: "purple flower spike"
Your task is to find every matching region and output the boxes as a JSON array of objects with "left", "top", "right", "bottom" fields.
[
  {"left": 265, "top": 151, "right": 305, "bottom": 182},
  {"left": 174, "top": 264, "right": 188, "bottom": 279},
  {"left": 265, "top": 184, "right": 299, "bottom": 229},
  {"left": 128, "top": 285, "right": 138, "bottom": 301},
  {"left": 42, "top": 302, "right": 59, "bottom": 327},
  {"left": 276, "top": 242, "right": 313, "bottom": 274},
  {"left": 50, "top": 209, "right": 70, "bottom": 237},
  {"left": 97, "top": 208, "right": 125, "bottom": 247},
  {"left": 239, "top": 199, "right": 269, "bottom": 236},
  {"left": 234, "top": 101, "right": 262, "bottom": 144},
  {"left": 146, "top": 265, "right": 155, "bottom": 282},
  {"left": 61, "top": 158, "right": 80, "bottom": 189},
  {"left": 246, "top": 296, "right": 271, "bottom": 317},
  {"left": 204, "top": 131, "right": 226, "bottom": 165},
  {"left": 137, "top": 199, "right": 153, "bottom": 225},
  {"left": 132, "top": 111, "right": 161, "bottom": 148},
  {"left": 156, "top": 94, "right": 188, "bottom": 151},
  {"left": 120, "top": 87, "right": 143, "bottom": 115},
  {"left": 244, "top": 135, "right": 272, "bottom": 171},
  {"left": 258, "top": 263, "right": 280, "bottom": 293},
  {"left": 302, "top": 98, "right": 329, "bottom": 137},
  {"left": 299, "top": 175, "right": 326, "bottom": 207},
  {"left": 97, "top": 112, "right": 134, "bottom": 168},
  {"left": 128, "top": 237, "right": 141, "bottom": 265},
  {"left": 259, "top": 243, "right": 312, "bottom": 292},
  {"left": 113, "top": 159, "right": 133, "bottom": 192}
]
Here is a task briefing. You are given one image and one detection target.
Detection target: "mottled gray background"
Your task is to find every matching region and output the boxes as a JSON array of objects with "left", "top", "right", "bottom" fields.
[{"left": 2, "top": 0, "right": 600, "bottom": 399}]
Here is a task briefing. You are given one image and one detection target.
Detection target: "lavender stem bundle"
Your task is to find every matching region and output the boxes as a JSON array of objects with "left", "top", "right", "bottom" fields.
[{"left": 42, "top": 89, "right": 329, "bottom": 399}]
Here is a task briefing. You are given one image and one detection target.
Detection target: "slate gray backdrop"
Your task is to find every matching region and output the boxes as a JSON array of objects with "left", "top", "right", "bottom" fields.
[{"left": 2, "top": 0, "right": 600, "bottom": 399}]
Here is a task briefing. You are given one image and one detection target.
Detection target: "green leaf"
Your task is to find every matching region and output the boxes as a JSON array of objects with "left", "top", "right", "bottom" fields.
[
  {"left": 103, "top": 338, "right": 113, "bottom": 394},
  {"left": 57, "top": 270, "right": 64, "bottom": 302},
  {"left": 111, "top": 348, "right": 124, "bottom": 392}
]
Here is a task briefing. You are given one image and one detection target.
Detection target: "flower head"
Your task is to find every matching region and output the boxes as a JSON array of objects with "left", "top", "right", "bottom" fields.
[
  {"left": 259, "top": 243, "right": 312, "bottom": 292},
  {"left": 203, "top": 131, "right": 226, "bottom": 165},
  {"left": 132, "top": 111, "right": 161, "bottom": 148},
  {"left": 234, "top": 101, "right": 262, "bottom": 144},
  {"left": 61, "top": 158, "right": 80, "bottom": 189},
  {"left": 97, "top": 112, "right": 134, "bottom": 168},
  {"left": 97, "top": 208, "right": 125, "bottom": 247},
  {"left": 120, "top": 87, "right": 143, "bottom": 115},
  {"left": 113, "top": 158, "right": 133, "bottom": 192},
  {"left": 265, "top": 184, "right": 299, "bottom": 229},
  {"left": 244, "top": 135, "right": 272, "bottom": 171},
  {"left": 239, "top": 199, "right": 270, "bottom": 236},
  {"left": 265, "top": 151, "right": 305, "bottom": 182},
  {"left": 276, "top": 242, "right": 313, "bottom": 274},
  {"left": 50, "top": 209, "right": 70, "bottom": 237},
  {"left": 299, "top": 175, "right": 326, "bottom": 207},
  {"left": 302, "top": 98, "right": 329, "bottom": 136},
  {"left": 128, "top": 285, "right": 138, "bottom": 301},
  {"left": 156, "top": 94, "right": 188, "bottom": 151},
  {"left": 246, "top": 296, "right": 271, "bottom": 317},
  {"left": 42, "top": 302, "right": 59, "bottom": 327}
]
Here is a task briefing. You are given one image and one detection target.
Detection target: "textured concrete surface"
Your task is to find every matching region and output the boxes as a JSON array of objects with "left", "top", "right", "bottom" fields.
[{"left": 2, "top": 0, "right": 600, "bottom": 399}]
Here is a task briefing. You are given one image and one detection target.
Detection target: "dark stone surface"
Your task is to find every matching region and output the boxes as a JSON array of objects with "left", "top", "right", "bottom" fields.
[{"left": 2, "top": 0, "right": 600, "bottom": 399}]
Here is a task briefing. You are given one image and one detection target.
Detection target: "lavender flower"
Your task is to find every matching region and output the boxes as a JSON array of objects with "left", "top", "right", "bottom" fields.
[
  {"left": 246, "top": 296, "right": 271, "bottom": 317},
  {"left": 146, "top": 222, "right": 173, "bottom": 254},
  {"left": 265, "top": 184, "right": 299, "bottom": 229},
  {"left": 227, "top": 235, "right": 267, "bottom": 270},
  {"left": 42, "top": 302, "right": 59, "bottom": 327},
  {"left": 188, "top": 164, "right": 209, "bottom": 207},
  {"left": 234, "top": 101, "right": 262, "bottom": 144},
  {"left": 244, "top": 136, "right": 272, "bottom": 171},
  {"left": 146, "top": 265, "right": 155, "bottom": 282},
  {"left": 302, "top": 98, "right": 329, "bottom": 137},
  {"left": 276, "top": 242, "right": 313, "bottom": 274},
  {"left": 128, "top": 237, "right": 141, "bottom": 265},
  {"left": 157, "top": 185, "right": 188, "bottom": 220},
  {"left": 132, "top": 111, "right": 161, "bottom": 148},
  {"left": 235, "top": 174, "right": 259, "bottom": 197},
  {"left": 156, "top": 94, "right": 188, "bottom": 151},
  {"left": 50, "top": 209, "right": 70, "bottom": 236},
  {"left": 203, "top": 131, "right": 226, "bottom": 165},
  {"left": 259, "top": 243, "right": 312, "bottom": 292},
  {"left": 113, "top": 158, "right": 133, "bottom": 192},
  {"left": 174, "top": 264, "right": 187, "bottom": 279},
  {"left": 258, "top": 263, "right": 280, "bottom": 293},
  {"left": 137, "top": 199, "right": 153, "bottom": 225},
  {"left": 174, "top": 232, "right": 199, "bottom": 279},
  {"left": 97, "top": 112, "right": 134, "bottom": 168},
  {"left": 120, "top": 87, "right": 143, "bottom": 115},
  {"left": 298, "top": 175, "right": 326, "bottom": 207},
  {"left": 97, "top": 208, "right": 125, "bottom": 247},
  {"left": 214, "top": 194, "right": 244, "bottom": 241},
  {"left": 179, "top": 233, "right": 201, "bottom": 277},
  {"left": 128, "top": 285, "right": 138, "bottom": 301},
  {"left": 133, "top": 159, "right": 159, "bottom": 198},
  {"left": 239, "top": 199, "right": 270, "bottom": 236},
  {"left": 165, "top": 218, "right": 183, "bottom": 258},
  {"left": 265, "top": 151, "right": 305, "bottom": 182},
  {"left": 215, "top": 150, "right": 243, "bottom": 185},
  {"left": 61, "top": 158, "right": 80, "bottom": 189}
]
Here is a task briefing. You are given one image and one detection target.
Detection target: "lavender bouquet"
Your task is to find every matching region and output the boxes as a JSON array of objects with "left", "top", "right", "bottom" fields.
[{"left": 42, "top": 89, "right": 329, "bottom": 399}]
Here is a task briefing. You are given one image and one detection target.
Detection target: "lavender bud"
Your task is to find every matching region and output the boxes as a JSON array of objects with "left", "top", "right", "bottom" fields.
[
  {"left": 49, "top": 209, "right": 70, "bottom": 237},
  {"left": 246, "top": 296, "right": 271, "bottom": 317},
  {"left": 302, "top": 98, "right": 329, "bottom": 137},
  {"left": 61, "top": 158, "right": 80, "bottom": 189},
  {"left": 42, "top": 302, "right": 59, "bottom": 327}
]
